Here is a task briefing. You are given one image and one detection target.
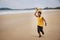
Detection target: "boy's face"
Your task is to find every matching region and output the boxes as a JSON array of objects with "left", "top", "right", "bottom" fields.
[{"left": 38, "top": 13, "right": 41, "bottom": 16}]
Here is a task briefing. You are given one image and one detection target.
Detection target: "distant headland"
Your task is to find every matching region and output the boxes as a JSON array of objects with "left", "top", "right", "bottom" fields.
[{"left": 0, "top": 7, "right": 60, "bottom": 10}]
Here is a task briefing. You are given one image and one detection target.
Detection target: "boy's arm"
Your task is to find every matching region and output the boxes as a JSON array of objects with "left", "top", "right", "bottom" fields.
[
  {"left": 42, "top": 17, "right": 47, "bottom": 26},
  {"left": 34, "top": 11, "right": 38, "bottom": 17}
]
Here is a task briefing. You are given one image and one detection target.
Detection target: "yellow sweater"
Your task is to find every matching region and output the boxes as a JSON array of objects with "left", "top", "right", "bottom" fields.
[{"left": 37, "top": 17, "right": 44, "bottom": 27}]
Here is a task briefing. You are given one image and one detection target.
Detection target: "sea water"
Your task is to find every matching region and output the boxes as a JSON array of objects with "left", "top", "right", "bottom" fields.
[
  {"left": 0, "top": 9, "right": 60, "bottom": 15},
  {"left": 0, "top": 10, "right": 35, "bottom": 15}
]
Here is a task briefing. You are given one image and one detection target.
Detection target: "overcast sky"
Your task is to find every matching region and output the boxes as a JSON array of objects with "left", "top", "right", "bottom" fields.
[{"left": 0, "top": 0, "right": 60, "bottom": 9}]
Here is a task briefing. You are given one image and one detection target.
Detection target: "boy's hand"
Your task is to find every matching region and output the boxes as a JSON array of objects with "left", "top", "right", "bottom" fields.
[{"left": 45, "top": 23, "right": 47, "bottom": 26}]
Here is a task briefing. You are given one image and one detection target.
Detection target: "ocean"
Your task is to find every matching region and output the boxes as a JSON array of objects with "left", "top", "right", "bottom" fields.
[
  {"left": 0, "top": 9, "right": 60, "bottom": 15},
  {"left": 0, "top": 10, "right": 35, "bottom": 15}
]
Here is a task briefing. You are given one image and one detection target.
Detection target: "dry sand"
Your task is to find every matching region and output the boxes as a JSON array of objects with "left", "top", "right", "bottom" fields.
[{"left": 0, "top": 10, "right": 60, "bottom": 40}]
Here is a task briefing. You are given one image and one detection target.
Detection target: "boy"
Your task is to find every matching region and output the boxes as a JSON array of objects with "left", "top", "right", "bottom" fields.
[{"left": 34, "top": 8, "right": 47, "bottom": 37}]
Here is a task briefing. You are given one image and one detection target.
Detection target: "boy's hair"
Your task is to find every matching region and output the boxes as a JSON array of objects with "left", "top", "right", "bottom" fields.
[{"left": 38, "top": 11, "right": 41, "bottom": 14}]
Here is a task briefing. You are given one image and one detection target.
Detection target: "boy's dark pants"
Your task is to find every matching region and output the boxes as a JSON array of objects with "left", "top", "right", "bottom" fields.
[{"left": 37, "top": 25, "right": 44, "bottom": 35}]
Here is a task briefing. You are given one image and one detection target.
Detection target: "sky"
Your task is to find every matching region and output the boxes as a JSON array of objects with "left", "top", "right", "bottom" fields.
[{"left": 0, "top": 0, "right": 60, "bottom": 9}]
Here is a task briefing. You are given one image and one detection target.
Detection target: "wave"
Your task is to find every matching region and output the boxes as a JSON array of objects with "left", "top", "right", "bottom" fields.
[{"left": 0, "top": 10, "right": 35, "bottom": 15}]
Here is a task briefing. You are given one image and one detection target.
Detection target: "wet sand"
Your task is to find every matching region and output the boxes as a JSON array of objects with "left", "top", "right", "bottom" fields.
[{"left": 0, "top": 10, "right": 60, "bottom": 40}]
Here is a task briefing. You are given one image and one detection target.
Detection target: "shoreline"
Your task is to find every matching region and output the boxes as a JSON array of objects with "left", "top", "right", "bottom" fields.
[{"left": 0, "top": 9, "right": 60, "bottom": 15}]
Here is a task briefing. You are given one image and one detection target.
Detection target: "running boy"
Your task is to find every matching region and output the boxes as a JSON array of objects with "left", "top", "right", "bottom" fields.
[{"left": 34, "top": 8, "right": 47, "bottom": 37}]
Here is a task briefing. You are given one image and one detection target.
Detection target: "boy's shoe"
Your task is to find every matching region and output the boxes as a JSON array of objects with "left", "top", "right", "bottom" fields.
[
  {"left": 42, "top": 33, "right": 44, "bottom": 35},
  {"left": 39, "top": 35, "right": 41, "bottom": 38},
  {"left": 42, "top": 32, "right": 44, "bottom": 35}
]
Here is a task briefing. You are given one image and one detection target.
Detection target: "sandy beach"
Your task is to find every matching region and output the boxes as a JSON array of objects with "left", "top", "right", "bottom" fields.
[{"left": 0, "top": 9, "right": 60, "bottom": 40}]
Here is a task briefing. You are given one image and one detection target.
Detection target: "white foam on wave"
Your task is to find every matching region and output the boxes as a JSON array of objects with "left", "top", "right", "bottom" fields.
[
  {"left": 0, "top": 10, "right": 35, "bottom": 15},
  {"left": 0, "top": 9, "right": 60, "bottom": 15}
]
